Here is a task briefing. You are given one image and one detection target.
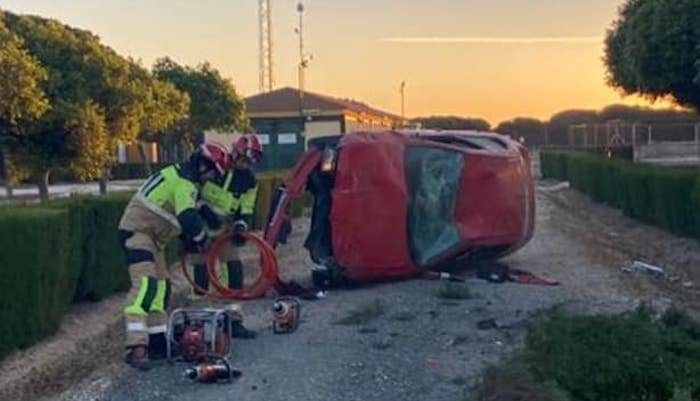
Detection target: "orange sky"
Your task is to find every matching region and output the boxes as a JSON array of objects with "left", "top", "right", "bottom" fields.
[{"left": 2, "top": 0, "right": 675, "bottom": 125}]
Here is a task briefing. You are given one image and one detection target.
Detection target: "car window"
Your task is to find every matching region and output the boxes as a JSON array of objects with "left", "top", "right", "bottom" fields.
[{"left": 405, "top": 146, "right": 464, "bottom": 266}]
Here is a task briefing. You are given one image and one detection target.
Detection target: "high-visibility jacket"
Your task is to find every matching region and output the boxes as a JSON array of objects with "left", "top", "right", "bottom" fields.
[
  {"left": 135, "top": 164, "right": 204, "bottom": 243},
  {"left": 200, "top": 168, "right": 258, "bottom": 232}
]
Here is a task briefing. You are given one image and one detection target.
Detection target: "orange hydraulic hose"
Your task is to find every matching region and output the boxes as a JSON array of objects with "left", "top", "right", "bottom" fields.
[{"left": 204, "top": 231, "right": 279, "bottom": 300}]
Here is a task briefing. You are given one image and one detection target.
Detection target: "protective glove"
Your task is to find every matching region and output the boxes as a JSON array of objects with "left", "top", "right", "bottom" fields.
[
  {"left": 183, "top": 234, "right": 208, "bottom": 254},
  {"left": 231, "top": 220, "right": 248, "bottom": 247},
  {"left": 199, "top": 203, "right": 222, "bottom": 231}
]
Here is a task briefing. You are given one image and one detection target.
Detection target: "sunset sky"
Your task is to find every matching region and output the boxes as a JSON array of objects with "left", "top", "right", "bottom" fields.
[{"left": 1, "top": 0, "right": 672, "bottom": 125}]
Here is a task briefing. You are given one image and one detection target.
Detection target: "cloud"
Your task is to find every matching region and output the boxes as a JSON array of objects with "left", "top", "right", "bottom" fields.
[{"left": 382, "top": 36, "right": 604, "bottom": 44}]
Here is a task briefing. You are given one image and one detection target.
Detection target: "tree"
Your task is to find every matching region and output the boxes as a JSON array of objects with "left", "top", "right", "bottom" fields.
[
  {"left": 495, "top": 118, "right": 547, "bottom": 146},
  {"left": 153, "top": 57, "right": 249, "bottom": 153},
  {"left": 546, "top": 110, "right": 599, "bottom": 146},
  {"left": 64, "top": 101, "right": 110, "bottom": 182},
  {"left": 411, "top": 116, "right": 491, "bottom": 131},
  {"left": 0, "top": 15, "right": 49, "bottom": 198},
  {"left": 136, "top": 76, "right": 190, "bottom": 174},
  {"left": 2, "top": 10, "right": 134, "bottom": 200},
  {"left": 0, "top": 17, "right": 48, "bottom": 128},
  {"left": 599, "top": 104, "right": 699, "bottom": 123},
  {"left": 605, "top": 0, "right": 700, "bottom": 111},
  {"left": 2, "top": 11, "right": 189, "bottom": 199}
]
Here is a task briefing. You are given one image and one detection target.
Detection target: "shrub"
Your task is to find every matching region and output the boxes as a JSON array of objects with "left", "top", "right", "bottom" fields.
[
  {"left": 0, "top": 208, "right": 74, "bottom": 359},
  {"left": 540, "top": 149, "right": 700, "bottom": 239},
  {"left": 523, "top": 307, "right": 700, "bottom": 401}
]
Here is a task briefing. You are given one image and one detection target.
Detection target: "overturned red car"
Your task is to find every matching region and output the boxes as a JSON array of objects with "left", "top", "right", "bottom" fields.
[{"left": 264, "top": 130, "right": 535, "bottom": 286}]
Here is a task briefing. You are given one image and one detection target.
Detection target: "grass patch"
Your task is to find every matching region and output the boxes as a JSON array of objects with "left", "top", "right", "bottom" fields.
[
  {"left": 334, "top": 299, "right": 385, "bottom": 326},
  {"left": 436, "top": 282, "right": 472, "bottom": 300},
  {"left": 468, "top": 305, "right": 700, "bottom": 401},
  {"left": 469, "top": 363, "right": 571, "bottom": 401}
]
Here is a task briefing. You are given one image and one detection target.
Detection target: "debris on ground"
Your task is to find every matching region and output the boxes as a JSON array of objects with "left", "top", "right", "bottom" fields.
[
  {"left": 630, "top": 261, "right": 665, "bottom": 278},
  {"left": 537, "top": 181, "right": 571, "bottom": 192},
  {"left": 436, "top": 282, "right": 472, "bottom": 299},
  {"left": 476, "top": 319, "right": 499, "bottom": 330},
  {"left": 426, "top": 358, "right": 440, "bottom": 369}
]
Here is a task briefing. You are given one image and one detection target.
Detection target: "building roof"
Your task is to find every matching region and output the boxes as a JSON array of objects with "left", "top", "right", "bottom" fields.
[{"left": 245, "top": 87, "right": 402, "bottom": 120}]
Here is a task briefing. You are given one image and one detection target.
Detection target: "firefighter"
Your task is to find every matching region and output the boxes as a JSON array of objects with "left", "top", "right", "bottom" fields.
[
  {"left": 118, "top": 142, "right": 231, "bottom": 370},
  {"left": 190, "top": 134, "right": 262, "bottom": 300}
]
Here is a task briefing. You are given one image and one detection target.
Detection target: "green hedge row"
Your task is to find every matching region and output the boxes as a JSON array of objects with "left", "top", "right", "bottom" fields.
[
  {"left": 0, "top": 171, "right": 310, "bottom": 359},
  {"left": 541, "top": 150, "right": 700, "bottom": 238},
  {"left": 0, "top": 208, "right": 74, "bottom": 358},
  {"left": 543, "top": 145, "right": 634, "bottom": 160}
]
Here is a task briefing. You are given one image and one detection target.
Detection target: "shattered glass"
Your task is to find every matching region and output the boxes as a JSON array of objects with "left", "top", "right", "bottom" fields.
[{"left": 405, "top": 146, "right": 464, "bottom": 266}]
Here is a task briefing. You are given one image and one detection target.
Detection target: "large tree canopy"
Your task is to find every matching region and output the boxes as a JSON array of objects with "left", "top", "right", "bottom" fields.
[
  {"left": 153, "top": 57, "right": 249, "bottom": 148},
  {"left": 605, "top": 0, "right": 700, "bottom": 111},
  {"left": 0, "top": 15, "right": 48, "bottom": 129},
  {"left": 495, "top": 118, "right": 547, "bottom": 145},
  {"left": 0, "top": 10, "right": 189, "bottom": 200}
]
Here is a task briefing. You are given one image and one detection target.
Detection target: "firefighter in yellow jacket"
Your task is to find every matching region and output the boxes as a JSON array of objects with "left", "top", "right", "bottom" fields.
[
  {"left": 118, "top": 142, "right": 231, "bottom": 370},
  {"left": 191, "top": 134, "right": 262, "bottom": 300}
]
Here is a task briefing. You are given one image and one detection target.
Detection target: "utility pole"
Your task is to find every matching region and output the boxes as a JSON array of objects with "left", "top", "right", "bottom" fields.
[
  {"left": 295, "top": 2, "right": 308, "bottom": 117},
  {"left": 400, "top": 81, "right": 406, "bottom": 123},
  {"left": 258, "top": 0, "right": 274, "bottom": 92}
]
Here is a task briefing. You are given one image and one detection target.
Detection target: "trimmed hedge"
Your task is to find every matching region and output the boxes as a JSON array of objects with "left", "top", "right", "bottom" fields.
[
  {"left": 541, "top": 150, "right": 700, "bottom": 238},
  {"left": 0, "top": 171, "right": 310, "bottom": 359},
  {"left": 0, "top": 208, "right": 75, "bottom": 358},
  {"left": 49, "top": 195, "right": 134, "bottom": 302}
]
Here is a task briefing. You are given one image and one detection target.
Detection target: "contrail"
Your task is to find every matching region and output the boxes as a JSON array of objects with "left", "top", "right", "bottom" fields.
[{"left": 382, "top": 36, "right": 603, "bottom": 44}]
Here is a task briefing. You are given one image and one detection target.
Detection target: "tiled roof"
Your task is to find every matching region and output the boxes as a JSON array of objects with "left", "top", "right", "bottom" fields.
[{"left": 245, "top": 87, "right": 402, "bottom": 120}]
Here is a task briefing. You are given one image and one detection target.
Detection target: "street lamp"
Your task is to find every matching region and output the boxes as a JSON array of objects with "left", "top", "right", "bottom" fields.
[{"left": 295, "top": 2, "right": 312, "bottom": 117}]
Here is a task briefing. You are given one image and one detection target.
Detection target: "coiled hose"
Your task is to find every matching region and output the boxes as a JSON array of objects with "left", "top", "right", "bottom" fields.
[{"left": 180, "top": 231, "right": 279, "bottom": 300}]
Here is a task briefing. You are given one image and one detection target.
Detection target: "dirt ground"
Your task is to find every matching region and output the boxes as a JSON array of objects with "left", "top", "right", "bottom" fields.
[{"left": 5, "top": 171, "right": 700, "bottom": 401}]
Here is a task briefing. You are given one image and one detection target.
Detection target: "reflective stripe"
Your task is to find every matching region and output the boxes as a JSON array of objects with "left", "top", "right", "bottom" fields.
[
  {"left": 151, "top": 279, "right": 168, "bottom": 313},
  {"left": 193, "top": 229, "right": 206, "bottom": 242},
  {"left": 223, "top": 171, "right": 233, "bottom": 189},
  {"left": 206, "top": 226, "right": 225, "bottom": 238},
  {"left": 148, "top": 325, "right": 167, "bottom": 334},
  {"left": 127, "top": 322, "right": 147, "bottom": 332},
  {"left": 233, "top": 220, "right": 248, "bottom": 231},
  {"left": 124, "top": 277, "right": 149, "bottom": 316},
  {"left": 134, "top": 193, "right": 182, "bottom": 231}
]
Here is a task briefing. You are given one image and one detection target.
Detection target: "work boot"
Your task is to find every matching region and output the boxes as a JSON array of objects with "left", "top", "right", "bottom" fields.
[
  {"left": 124, "top": 346, "right": 151, "bottom": 371},
  {"left": 230, "top": 321, "right": 256, "bottom": 339},
  {"left": 148, "top": 333, "right": 168, "bottom": 360},
  {"left": 311, "top": 263, "right": 331, "bottom": 290},
  {"left": 193, "top": 264, "right": 209, "bottom": 294},
  {"left": 226, "top": 261, "right": 244, "bottom": 290}
]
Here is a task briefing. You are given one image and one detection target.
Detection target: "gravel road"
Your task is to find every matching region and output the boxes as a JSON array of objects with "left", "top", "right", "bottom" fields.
[{"left": 42, "top": 184, "right": 651, "bottom": 401}]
